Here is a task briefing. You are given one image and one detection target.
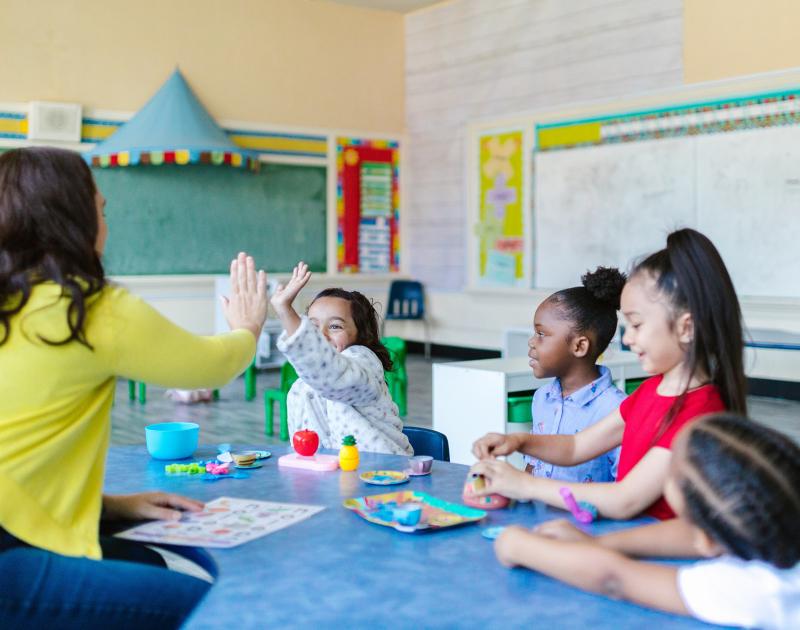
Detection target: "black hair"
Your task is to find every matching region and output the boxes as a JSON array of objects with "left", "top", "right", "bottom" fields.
[
  {"left": 309, "top": 288, "right": 393, "bottom": 372},
  {"left": 548, "top": 266, "right": 626, "bottom": 361},
  {"left": 680, "top": 413, "right": 800, "bottom": 568},
  {"left": 631, "top": 228, "right": 746, "bottom": 436},
  {"left": 0, "top": 147, "right": 105, "bottom": 348}
]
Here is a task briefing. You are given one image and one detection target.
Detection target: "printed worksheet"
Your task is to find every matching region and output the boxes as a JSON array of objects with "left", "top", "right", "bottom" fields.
[{"left": 115, "top": 497, "right": 325, "bottom": 548}]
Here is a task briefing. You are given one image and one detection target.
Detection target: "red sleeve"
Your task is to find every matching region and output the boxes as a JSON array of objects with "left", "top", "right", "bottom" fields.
[
  {"left": 654, "top": 386, "right": 725, "bottom": 449},
  {"left": 619, "top": 376, "right": 658, "bottom": 422}
]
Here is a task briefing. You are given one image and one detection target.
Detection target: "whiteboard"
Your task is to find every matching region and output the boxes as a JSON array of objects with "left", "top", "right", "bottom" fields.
[{"left": 534, "top": 126, "right": 800, "bottom": 298}]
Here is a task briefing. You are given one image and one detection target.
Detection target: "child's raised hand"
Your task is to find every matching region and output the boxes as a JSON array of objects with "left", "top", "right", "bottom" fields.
[
  {"left": 534, "top": 519, "right": 592, "bottom": 543},
  {"left": 270, "top": 262, "right": 312, "bottom": 315},
  {"left": 471, "top": 432, "right": 522, "bottom": 460},
  {"left": 221, "top": 252, "right": 269, "bottom": 339},
  {"left": 469, "top": 459, "right": 531, "bottom": 500}
]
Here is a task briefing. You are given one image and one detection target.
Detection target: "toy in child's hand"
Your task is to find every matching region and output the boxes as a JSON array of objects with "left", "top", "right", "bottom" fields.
[
  {"left": 293, "top": 429, "right": 320, "bottom": 457},
  {"left": 462, "top": 473, "right": 510, "bottom": 510},
  {"left": 559, "top": 487, "right": 597, "bottom": 523},
  {"left": 339, "top": 435, "right": 359, "bottom": 471}
]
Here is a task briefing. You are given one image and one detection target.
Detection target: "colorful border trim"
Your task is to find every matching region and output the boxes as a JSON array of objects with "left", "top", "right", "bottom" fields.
[
  {"left": 89, "top": 150, "right": 259, "bottom": 171},
  {"left": 536, "top": 88, "right": 800, "bottom": 152},
  {"left": 0, "top": 110, "right": 328, "bottom": 159},
  {"left": 336, "top": 137, "right": 400, "bottom": 273}
]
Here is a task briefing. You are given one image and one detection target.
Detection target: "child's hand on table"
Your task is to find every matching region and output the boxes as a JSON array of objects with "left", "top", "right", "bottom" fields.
[
  {"left": 534, "top": 519, "right": 593, "bottom": 543},
  {"left": 270, "top": 261, "right": 312, "bottom": 315},
  {"left": 469, "top": 459, "right": 531, "bottom": 500},
  {"left": 471, "top": 432, "right": 524, "bottom": 459},
  {"left": 221, "top": 251, "right": 269, "bottom": 339},
  {"left": 102, "top": 492, "right": 204, "bottom": 522},
  {"left": 494, "top": 525, "right": 530, "bottom": 567}
]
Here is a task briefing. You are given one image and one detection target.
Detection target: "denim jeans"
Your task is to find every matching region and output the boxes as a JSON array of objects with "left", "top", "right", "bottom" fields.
[{"left": 0, "top": 527, "right": 210, "bottom": 630}]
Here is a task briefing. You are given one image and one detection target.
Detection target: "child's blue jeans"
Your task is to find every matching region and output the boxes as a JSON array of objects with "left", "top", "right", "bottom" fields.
[{"left": 0, "top": 527, "right": 210, "bottom": 629}]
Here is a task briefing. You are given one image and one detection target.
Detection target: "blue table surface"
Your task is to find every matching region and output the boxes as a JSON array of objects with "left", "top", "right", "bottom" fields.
[{"left": 104, "top": 445, "right": 719, "bottom": 629}]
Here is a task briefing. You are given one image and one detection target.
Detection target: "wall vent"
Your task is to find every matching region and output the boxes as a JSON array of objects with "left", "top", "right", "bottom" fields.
[{"left": 27, "top": 101, "right": 82, "bottom": 142}]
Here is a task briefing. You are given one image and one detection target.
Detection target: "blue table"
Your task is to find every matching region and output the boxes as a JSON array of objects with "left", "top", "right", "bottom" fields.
[{"left": 104, "top": 445, "right": 714, "bottom": 629}]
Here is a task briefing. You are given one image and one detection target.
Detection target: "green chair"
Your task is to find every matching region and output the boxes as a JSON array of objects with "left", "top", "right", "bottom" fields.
[
  {"left": 382, "top": 336, "right": 408, "bottom": 417},
  {"left": 507, "top": 393, "right": 534, "bottom": 424},
  {"left": 624, "top": 378, "right": 646, "bottom": 395},
  {"left": 264, "top": 361, "right": 299, "bottom": 441},
  {"left": 127, "top": 358, "right": 254, "bottom": 405}
]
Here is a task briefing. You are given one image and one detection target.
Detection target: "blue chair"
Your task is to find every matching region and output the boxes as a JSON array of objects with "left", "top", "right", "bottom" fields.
[
  {"left": 382, "top": 280, "right": 430, "bottom": 358},
  {"left": 402, "top": 426, "right": 450, "bottom": 462}
]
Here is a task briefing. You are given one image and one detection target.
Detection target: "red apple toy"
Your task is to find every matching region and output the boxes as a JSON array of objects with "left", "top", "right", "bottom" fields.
[{"left": 292, "top": 429, "right": 319, "bottom": 457}]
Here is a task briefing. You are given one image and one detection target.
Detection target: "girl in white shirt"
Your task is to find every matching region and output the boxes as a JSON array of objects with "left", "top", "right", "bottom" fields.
[
  {"left": 272, "top": 262, "right": 412, "bottom": 456},
  {"left": 493, "top": 413, "right": 800, "bottom": 629}
]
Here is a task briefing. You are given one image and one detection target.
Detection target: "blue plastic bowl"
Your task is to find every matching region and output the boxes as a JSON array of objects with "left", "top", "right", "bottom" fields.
[{"left": 145, "top": 422, "right": 199, "bottom": 460}]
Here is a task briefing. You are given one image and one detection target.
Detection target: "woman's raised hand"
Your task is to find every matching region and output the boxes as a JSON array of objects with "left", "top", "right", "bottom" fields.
[
  {"left": 221, "top": 252, "right": 269, "bottom": 339},
  {"left": 270, "top": 262, "right": 312, "bottom": 315}
]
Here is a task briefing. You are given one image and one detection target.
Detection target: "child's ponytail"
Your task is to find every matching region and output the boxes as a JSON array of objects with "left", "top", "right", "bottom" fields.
[
  {"left": 632, "top": 228, "right": 746, "bottom": 434},
  {"left": 548, "top": 266, "right": 626, "bottom": 361}
]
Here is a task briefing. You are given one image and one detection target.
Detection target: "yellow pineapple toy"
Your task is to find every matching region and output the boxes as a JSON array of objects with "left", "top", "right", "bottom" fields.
[{"left": 339, "top": 435, "right": 359, "bottom": 471}]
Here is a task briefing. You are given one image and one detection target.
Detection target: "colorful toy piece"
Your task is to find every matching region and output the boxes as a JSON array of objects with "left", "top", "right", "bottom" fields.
[
  {"left": 462, "top": 473, "right": 510, "bottom": 510},
  {"left": 205, "top": 461, "right": 231, "bottom": 475},
  {"left": 164, "top": 462, "right": 205, "bottom": 475},
  {"left": 292, "top": 429, "right": 320, "bottom": 457},
  {"left": 278, "top": 430, "right": 339, "bottom": 471},
  {"left": 559, "top": 487, "right": 597, "bottom": 523},
  {"left": 339, "top": 435, "right": 360, "bottom": 471}
]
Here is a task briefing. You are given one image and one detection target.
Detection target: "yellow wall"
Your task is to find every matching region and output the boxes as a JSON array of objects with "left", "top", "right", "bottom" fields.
[
  {"left": 684, "top": 0, "right": 800, "bottom": 83},
  {"left": 0, "top": 0, "right": 404, "bottom": 132}
]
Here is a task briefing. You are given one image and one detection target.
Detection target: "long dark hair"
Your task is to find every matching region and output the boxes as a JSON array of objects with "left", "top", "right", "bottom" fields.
[
  {"left": 309, "top": 288, "right": 393, "bottom": 371},
  {"left": 0, "top": 147, "right": 105, "bottom": 348},
  {"left": 548, "top": 266, "right": 626, "bottom": 361},
  {"left": 631, "top": 228, "right": 746, "bottom": 436},
  {"left": 680, "top": 413, "right": 800, "bottom": 568}
]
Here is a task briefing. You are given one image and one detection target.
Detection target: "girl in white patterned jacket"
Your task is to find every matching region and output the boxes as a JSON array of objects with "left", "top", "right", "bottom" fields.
[{"left": 272, "top": 262, "right": 412, "bottom": 456}]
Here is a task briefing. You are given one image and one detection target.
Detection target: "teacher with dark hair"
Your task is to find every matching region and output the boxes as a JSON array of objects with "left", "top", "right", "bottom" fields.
[{"left": 0, "top": 147, "right": 269, "bottom": 627}]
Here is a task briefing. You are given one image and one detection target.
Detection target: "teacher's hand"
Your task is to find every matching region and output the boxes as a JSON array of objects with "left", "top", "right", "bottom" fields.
[
  {"left": 221, "top": 252, "right": 269, "bottom": 339},
  {"left": 102, "top": 492, "right": 204, "bottom": 522}
]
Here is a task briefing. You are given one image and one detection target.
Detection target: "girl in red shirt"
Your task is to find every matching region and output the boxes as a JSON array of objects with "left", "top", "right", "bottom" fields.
[{"left": 471, "top": 228, "right": 746, "bottom": 520}]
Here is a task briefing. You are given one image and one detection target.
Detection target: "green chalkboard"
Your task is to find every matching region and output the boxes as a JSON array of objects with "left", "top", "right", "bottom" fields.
[{"left": 92, "top": 163, "right": 327, "bottom": 275}]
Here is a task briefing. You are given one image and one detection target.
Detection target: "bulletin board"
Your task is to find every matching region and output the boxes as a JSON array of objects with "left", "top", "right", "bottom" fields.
[
  {"left": 472, "top": 129, "right": 530, "bottom": 287},
  {"left": 336, "top": 137, "right": 400, "bottom": 273}
]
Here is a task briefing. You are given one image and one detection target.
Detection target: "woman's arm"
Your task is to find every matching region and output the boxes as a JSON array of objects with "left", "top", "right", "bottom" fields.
[
  {"left": 495, "top": 526, "right": 689, "bottom": 616},
  {"left": 471, "top": 446, "right": 671, "bottom": 520},
  {"left": 102, "top": 254, "right": 267, "bottom": 389},
  {"left": 102, "top": 492, "right": 204, "bottom": 521},
  {"left": 473, "top": 409, "right": 625, "bottom": 466}
]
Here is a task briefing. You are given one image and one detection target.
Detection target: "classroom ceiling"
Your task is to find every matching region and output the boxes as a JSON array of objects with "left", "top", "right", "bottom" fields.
[{"left": 322, "top": 0, "right": 446, "bottom": 13}]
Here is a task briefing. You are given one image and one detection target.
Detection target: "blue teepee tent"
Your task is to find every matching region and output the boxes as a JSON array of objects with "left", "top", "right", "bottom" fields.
[{"left": 84, "top": 69, "right": 258, "bottom": 170}]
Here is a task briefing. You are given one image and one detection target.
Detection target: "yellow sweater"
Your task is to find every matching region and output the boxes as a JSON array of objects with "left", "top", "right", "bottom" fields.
[{"left": 0, "top": 282, "right": 255, "bottom": 559}]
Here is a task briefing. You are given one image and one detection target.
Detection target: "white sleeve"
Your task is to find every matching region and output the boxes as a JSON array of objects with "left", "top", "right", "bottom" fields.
[
  {"left": 677, "top": 556, "right": 799, "bottom": 629},
  {"left": 277, "top": 316, "right": 384, "bottom": 406}
]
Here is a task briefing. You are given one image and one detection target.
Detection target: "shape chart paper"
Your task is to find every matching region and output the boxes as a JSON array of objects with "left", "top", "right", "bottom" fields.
[{"left": 116, "top": 497, "right": 325, "bottom": 548}]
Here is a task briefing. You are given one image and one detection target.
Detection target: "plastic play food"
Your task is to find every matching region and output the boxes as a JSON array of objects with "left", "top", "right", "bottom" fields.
[
  {"left": 292, "top": 429, "right": 320, "bottom": 457},
  {"left": 462, "top": 473, "right": 510, "bottom": 510},
  {"left": 339, "top": 435, "right": 360, "bottom": 471}
]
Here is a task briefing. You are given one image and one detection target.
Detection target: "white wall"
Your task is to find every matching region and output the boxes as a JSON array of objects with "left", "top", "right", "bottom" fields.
[{"left": 404, "top": 0, "right": 684, "bottom": 290}]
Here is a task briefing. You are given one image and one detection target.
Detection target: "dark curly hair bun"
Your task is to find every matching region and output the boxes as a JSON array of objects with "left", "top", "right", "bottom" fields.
[{"left": 581, "top": 266, "right": 626, "bottom": 310}]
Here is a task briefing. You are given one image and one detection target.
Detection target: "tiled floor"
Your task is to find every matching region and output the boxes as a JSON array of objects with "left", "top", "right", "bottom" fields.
[{"left": 111, "top": 355, "right": 800, "bottom": 447}]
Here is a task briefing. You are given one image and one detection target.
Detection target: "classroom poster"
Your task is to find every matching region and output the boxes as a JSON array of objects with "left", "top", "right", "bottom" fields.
[
  {"left": 476, "top": 130, "right": 525, "bottom": 286},
  {"left": 336, "top": 137, "right": 400, "bottom": 273}
]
